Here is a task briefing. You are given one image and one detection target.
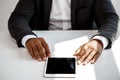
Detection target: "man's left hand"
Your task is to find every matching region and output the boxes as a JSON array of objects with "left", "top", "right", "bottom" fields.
[{"left": 73, "top": 39, "right": 103, "bottom": 65}]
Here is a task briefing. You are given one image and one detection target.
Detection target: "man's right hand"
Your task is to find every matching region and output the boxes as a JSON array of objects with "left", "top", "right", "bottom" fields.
[{"left": 26, "top": 37, "right": 51, "bottom": 61}]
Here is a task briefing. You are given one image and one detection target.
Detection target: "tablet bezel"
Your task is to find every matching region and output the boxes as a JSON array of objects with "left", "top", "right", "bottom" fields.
[{"left": 44, "top": 56, "right": 77, "bottom": 78}]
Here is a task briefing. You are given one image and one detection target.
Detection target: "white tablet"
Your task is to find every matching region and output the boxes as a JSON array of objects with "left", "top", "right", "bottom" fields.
[{"left": 44, "top": 57, "right": 76, "bottom": 78}]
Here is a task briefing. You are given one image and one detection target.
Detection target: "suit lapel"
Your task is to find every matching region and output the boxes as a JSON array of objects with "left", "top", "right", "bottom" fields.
[
  {"left": 71, "top": 0, "right": 79, "bottom": 29},
  {"left": 71, "top": 0, "right": 78, "bottom": 12},
  {"left": 44, "top": 0, "right": 52, "bottom": 28},
  {"left": 44, "top": 0, "right": 52, "bottom": 14}
]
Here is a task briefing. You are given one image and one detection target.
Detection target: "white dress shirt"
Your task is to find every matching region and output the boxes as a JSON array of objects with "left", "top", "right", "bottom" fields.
[
  {"left": 49, "top": 0, "right": 71, "bottom": 30},
  {"left": 22, "top": 0, "right": 108, "bottom": 49}
]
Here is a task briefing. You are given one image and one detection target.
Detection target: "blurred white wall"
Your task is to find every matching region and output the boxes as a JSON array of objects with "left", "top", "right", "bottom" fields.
[
  {"left": 112, "top": 0, "right": 120, "bottom": 38},
  {"left": 0, "top": 0, "right": 18, "bottom": 31},
  {"left": 0, "top": 0, "right": 120, "bottom": 31},
  {"left": 112, "top": 0, "right": 120, "bottom": 16}
]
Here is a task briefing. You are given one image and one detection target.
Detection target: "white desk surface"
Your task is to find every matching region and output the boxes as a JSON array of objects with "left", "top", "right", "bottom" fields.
[{"left": 0, "top": 30, "right": 120, "bottom": 80}]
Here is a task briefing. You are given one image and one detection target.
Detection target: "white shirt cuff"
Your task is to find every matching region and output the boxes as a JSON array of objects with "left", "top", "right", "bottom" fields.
[
  {"left": 92, "top": 36, "right": 109, "bottom": 49},
  {"left": 21, "top": 35, "right": 37, "bottom": 47}
]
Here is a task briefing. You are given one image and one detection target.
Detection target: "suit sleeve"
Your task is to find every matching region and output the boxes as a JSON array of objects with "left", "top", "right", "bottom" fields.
[
  {"left": 8, "top": 0, "right": 36, "bottom": 47},
  {"left": 94, "top": 0, "right": 119, "bottom": 49}
]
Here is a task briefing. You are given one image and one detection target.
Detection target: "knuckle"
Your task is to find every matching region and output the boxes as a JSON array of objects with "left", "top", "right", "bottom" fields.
[
  {"left": 87, "top": 56, "right": 91, "bottom": 61},
  {"left": 39, "top": 37, "right": 44, "bottom": 41}
]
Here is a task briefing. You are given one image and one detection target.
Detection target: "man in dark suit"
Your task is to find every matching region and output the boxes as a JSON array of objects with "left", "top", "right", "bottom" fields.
[{"left": 8, "top": 0, "right": 119, "bottom": 65}]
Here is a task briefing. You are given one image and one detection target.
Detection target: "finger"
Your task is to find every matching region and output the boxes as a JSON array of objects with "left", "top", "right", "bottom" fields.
[
  {"left": 76, "top": 45, "right": 89, "bottom": 64},
  {"left": 79, "top": 47, "right": 93, "bottom": 64},
  {"left": 28, "top": 46, "right": 36, "bottom": 59},
  {"left": 34, "top": 50, "right": 44, "bottom": 61},
  {"left": 83, "top": 50, "right": 97, "bottom": 65},
  {"left": 29, "top": 47, "right": 38, "bottom": 60},
  {"left": 30, "top": 39, "right": 42, "bottom": 60},
  {"left": 90, "top": 52, "right": 101, "bottom": 64},
  {"left": 73, "top": 46, "right": 82, "bottom": 56},
  {"left": 77, "top": 48, "right": 86, "bottom": 65},
  {"left": 26, "top": 38, "right": 46, "bottom": 61},
  {"left": 35, "top": 39, "right": 46, "bottom": 61},
  {"left": 26, "top": 40, "right": 36, "bottom": 59},
  {"left": 38, "top": 47, "right": 46, "bottom": 61},
  {"left": 38, "top": 38, "right": 51, "bottom": 57},
  {"left": 26, "top": 38, "right": 45, "bottom": 61},
  {"left": 77, "top": 48, "right": 85, "bottom": 59}
]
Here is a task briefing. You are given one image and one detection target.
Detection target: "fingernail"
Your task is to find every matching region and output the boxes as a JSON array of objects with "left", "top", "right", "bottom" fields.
[
  {"left": 38, "top": 58, "right": 42, "bottom": 61},
  {"left": 83, "top": 61, "right": 87, "bottom": 65},
  {"left": 33, "top": 57, "right": 36, "bottom": 60},
  {"left": 90, "top": 61, "right": 94, "bottom": 64},
  {"left": 77, "top": 60, "right": 81, "bottom": 65},
  {"left": 43, "top": 57, "right": 46, "bottom": 61},
  {"left": 48, "top": 54, "right": 51, "bottom": 57},
  {"left": 33, "top": 57, "right": 37, "bottom": 60}
]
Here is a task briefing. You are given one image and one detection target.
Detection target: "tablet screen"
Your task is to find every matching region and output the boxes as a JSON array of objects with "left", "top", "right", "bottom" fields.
[{"left": 44, "top": 57, "right": 76, "bottom": 77}]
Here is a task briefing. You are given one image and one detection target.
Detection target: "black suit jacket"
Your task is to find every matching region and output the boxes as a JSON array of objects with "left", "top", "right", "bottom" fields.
[{"left": 8, "top": 0, "right": 119, "bottom": 48}]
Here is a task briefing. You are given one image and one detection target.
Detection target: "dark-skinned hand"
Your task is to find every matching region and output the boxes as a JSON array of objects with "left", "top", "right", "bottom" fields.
[
  {"left": 73, "top": 39, "right": 103, "bottom": 65},
  {"left": 26, "top": 37, "right": 51, "bottom": 61}
]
